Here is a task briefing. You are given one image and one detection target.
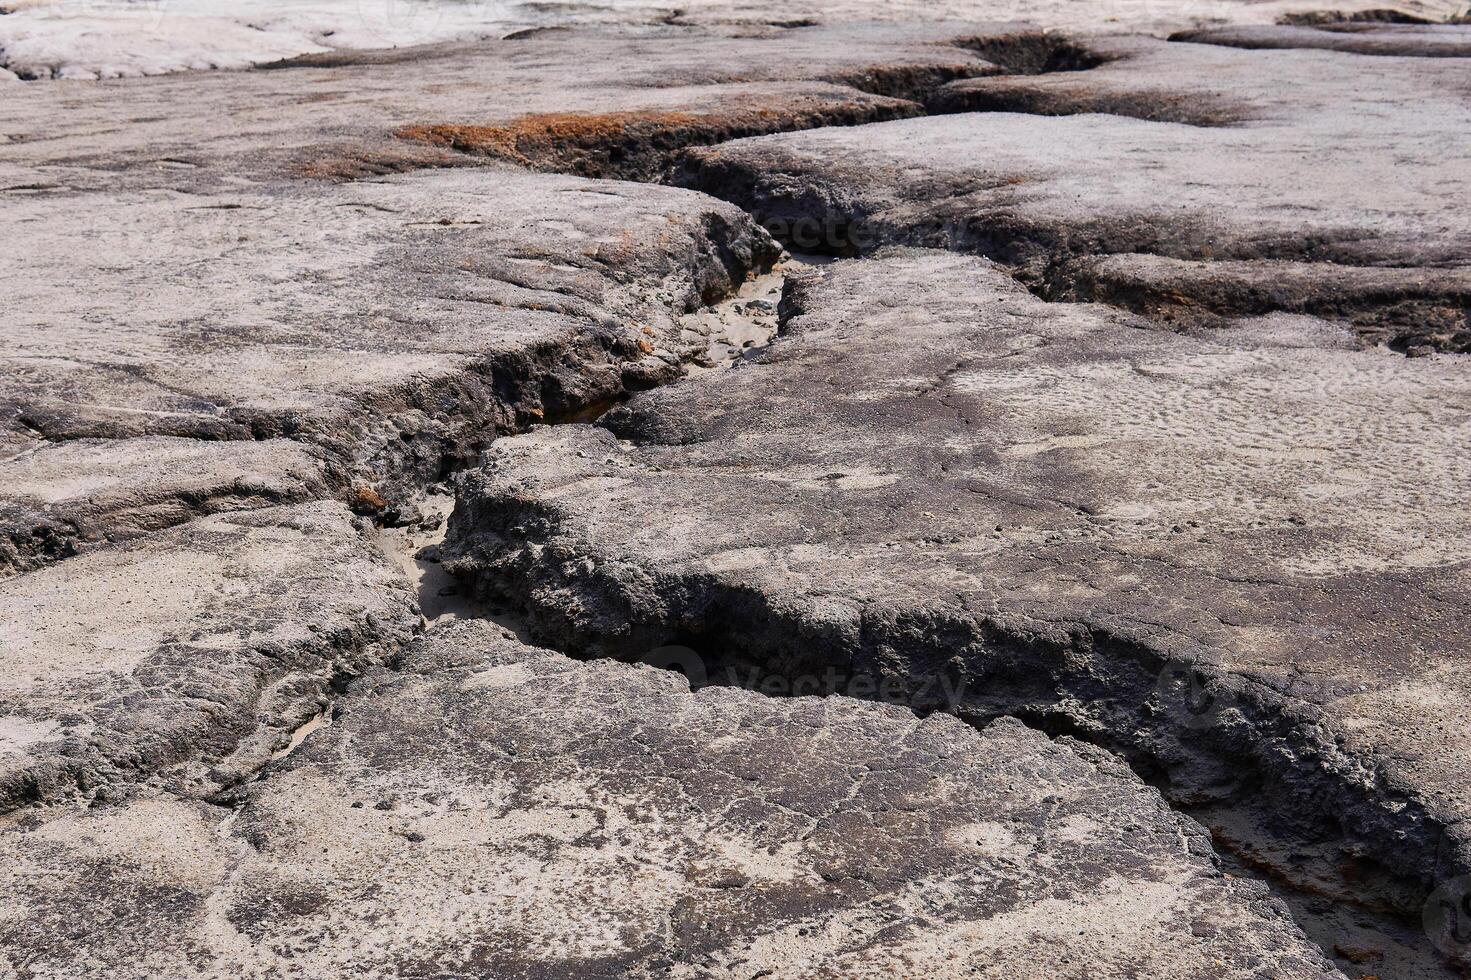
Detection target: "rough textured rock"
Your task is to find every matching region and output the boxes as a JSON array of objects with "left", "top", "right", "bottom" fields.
[
  {"left": 0, "top": 501, "right": 418, "bottom": 812},
  {"left": 0, "top": 437, "right": 331, "bottom": 576},
  {"left": 0, "top": 21, "right": 1071, "bottom": 809},
  {"left": 0, "top": 620, "right": 1342, "bottom": 979},
  {"left": 2, "top": 21, "right": 1170, "bottom": 564},
  {"left": 394, "top": 90, "right": 930, "bottom": 182},
  {"left": 0, "top": 23, "right": 1039, "bottom": 187},
  {"left": 679, "top": 31, "right": 1471, "bottom": 350},
  {"left": 0, "top": 167, "right": 776, "bottom": 554},
  {"left": 3, "top": 0, "right": 1459, "bottom": 81},
  {"left": 1174, "top": 22, "right": 1471, "bottom": 56},
  {"left": 3, "top": 13, "right": 1467, "bottom": 977},
  {"left": 446, "top": 251, "right": 1471, "bottom": 947}
]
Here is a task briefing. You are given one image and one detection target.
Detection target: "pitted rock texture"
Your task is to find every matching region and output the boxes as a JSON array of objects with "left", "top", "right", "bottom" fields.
[
  {"left": 0, "top": 502, "right": 418, "bottom": 812},
  {"left": 678, "top": 31, "right": 1471, "bottom": 351},
  {"left": 0, "top": 621, "right": 1342, "bottom": 979},
  {"left": 445, "top": 251, "right": 1471, "bottom": 925}
]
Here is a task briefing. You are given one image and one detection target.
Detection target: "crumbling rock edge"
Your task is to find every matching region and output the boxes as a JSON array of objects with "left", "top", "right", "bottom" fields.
[
  {"left": 0, "top": 182, "right": 780, "bottom": 813},
  {"left": 670, "top": 154, "right": 1471, "bottom": 353},
  {"left": 0, "top": 207, "right": 780, "bottom": 580},
  {"left": 388, "top": 30, "right": 1109, "bottom": 184},
  {"left": 0, "top": 619, "right": 1349, "bottom": 979},
  {"left": 434, "top": 244, "right": 1471, "bottom": 976},
  {"left": 0, "top": 503, "right": 422, "bottom": 816},
  {"left": 442, "top": 485, "right": 1459, "bottom": 921},
  {"left": 442, "top": 465, "right": 1471, "bottom": 979},
  {"left": 395, "top": 98, "right": 929, "bottom": 184}
]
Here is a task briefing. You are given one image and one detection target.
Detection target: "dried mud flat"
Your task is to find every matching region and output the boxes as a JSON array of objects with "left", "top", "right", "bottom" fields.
[{"left": 1, "top": 8, "right": 1469, "bottom": 980}]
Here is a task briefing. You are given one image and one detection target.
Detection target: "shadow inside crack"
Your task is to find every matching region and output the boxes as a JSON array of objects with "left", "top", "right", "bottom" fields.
[{"left": 595, "top": 617, "right": 1470, "bottom": 980}]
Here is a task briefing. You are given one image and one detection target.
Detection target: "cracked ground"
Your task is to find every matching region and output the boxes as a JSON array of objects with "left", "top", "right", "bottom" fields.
[{"left": 1, "top": 5, "right": 1469, "bottom": 980}]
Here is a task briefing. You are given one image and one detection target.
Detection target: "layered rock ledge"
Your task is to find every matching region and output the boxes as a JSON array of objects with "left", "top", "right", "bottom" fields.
[
  {"left": 3, "top": 15, "right": 1469, "bottom": 980},
  {"left": 446, "top": 249, "right": 1471, "bottom": 968}
]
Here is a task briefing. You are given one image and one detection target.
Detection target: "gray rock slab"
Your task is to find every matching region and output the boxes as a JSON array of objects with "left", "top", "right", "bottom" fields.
[
  {"left": 1173, "top": 22, "right": 1471, "bottom": 57},
  {"left": 0, "top": 501, "right": 418, "bottom": 811},
  {"left": 0, "top": 619, "right": 1342, "bottom": 979},
  {"left": 0, "top": 23, "right": 1027, "bottom": 186},
  {"left": 0, "top": 166, "right": 777, "bottom": 551},
  {"left": 679, "top": 32, "right": 1471, "bottom": 350},
  {"left": 5, "top": 0, "right": 1459, "bottom": 82},
  {"left": 0, "top": 437, "right": 332, "bottom": 576},
  {"left": 446, "top": 250, "right": 1471, "bottom": 927}
]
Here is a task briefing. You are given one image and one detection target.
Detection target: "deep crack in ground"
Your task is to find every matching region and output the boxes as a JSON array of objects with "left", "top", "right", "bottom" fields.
[
  {"left": 431, "top": 190, "right": 1468, "bottom": 980},
  {"left": 2, "top": 17, "right": 1468, "bottom": 979},
  {"left": 379, "top": 43, "right": 1470, "bottom": 974}
]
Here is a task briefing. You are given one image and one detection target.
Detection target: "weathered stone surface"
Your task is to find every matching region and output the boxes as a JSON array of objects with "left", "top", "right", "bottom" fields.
[
  {"left": 3, "top": 0, "right": 1458, "bottom": 81},
  {"left": 2, "top": 12, "right": 1466, "bottom": 976},
  {"left": 393, "top": 88, "right": 930, "bottom": 182},
  {"left": 0, "top": 20, "right": 1076, "bottom": 813},
  {"left": 0, "top": 167, "right": 777, "bottom": 551},
  {"left": 2, "top": 21, "right": 1112, "bottom": 560},
  {"left": 446, "top": 251, "right": 1471, "bottom": 939},
  {"left": 0, "top": 620, "right": 1341, "bottom": 978},
  {"left": 0, "top": 501, "right": 418, "bottom": 811},
  {"left": 679, "top": 31, "right": 1471, "bottom": 350},
  {"left": 1174, "top": 22, "right": 1471, "bottom": 56},
  {"left": 0, "top": 23, "right": 1032, "bottom": 186},
  {"left": 0, "top": 437, "right": 331, "bottom": 576}
]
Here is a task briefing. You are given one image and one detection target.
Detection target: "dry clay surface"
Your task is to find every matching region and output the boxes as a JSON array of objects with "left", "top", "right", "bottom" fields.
[
  {"left": 679, "top": 30, "right": 1471, "bottom": 352},
  {"left": 0, "top": 621, "right": 1340, "bottom": 979},
  {"left": 447, "top": 251, "right": 1471, "bottom": 934}
]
